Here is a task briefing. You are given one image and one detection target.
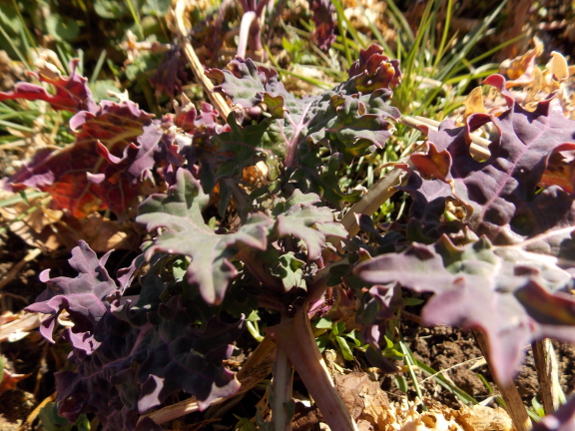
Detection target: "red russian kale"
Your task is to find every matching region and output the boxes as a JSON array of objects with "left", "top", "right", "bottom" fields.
[
  {"left": 0, "top": 59, "right": 98, "bottom": 113},
  {"left": 26, "top": 241, "right": 244, "bottom": 431},
  {"left": 136, "top": 168, "right": 347, "bottom": 305},
  {"left": 354, "top": 74, "right": 575, "bottom": 382},
  {"left": 1, "top": 62, "right": 223, "bottom": 218},
  {"left": 205, "top": 45, "right": 401, "bottom": 208}
]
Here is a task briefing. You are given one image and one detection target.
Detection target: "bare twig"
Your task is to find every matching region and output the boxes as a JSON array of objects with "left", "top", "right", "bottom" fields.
[
  {"left": 173, "top": 0, "right": 231, "bottom": 120},
  {"left": 341, "top": 163, "right": 408, "bottom": 237},
  {"left": 0, "top": 312, "right": 41, "bottom": 343},
  {"left": 19, "top": 392, "right": 56, "bottom": 431},
  {"left": 0, "top": 248, "right": 42, "bottom": 291}
]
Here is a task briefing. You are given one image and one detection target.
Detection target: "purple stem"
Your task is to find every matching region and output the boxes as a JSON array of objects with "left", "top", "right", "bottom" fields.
[
  {"left": 284, "top": 103, "right": 312, "bottom": 168},
  {"left": 273, "top": 344, "right": 294, "bottom": 431},
  {"left": 265, "top": 305, "right": 359, "bottom": 431},
  {"left": 237, "top": 11, "right": 257, "bottom": 59}
]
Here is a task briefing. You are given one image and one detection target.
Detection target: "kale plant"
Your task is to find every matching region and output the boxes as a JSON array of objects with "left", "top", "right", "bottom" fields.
[{"left": 5, "top": 43, "right": 575, "bottom": 431}]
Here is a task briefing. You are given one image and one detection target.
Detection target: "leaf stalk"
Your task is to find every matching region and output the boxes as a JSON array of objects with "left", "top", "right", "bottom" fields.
[{"left": 265, "top": 305, "right": 359, "bottom": 431}]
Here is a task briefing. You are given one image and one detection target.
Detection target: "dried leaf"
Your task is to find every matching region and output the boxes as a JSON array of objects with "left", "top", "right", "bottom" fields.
[
  {"left": 547, "top": 51, "right": 569, "bottom": 81},
  {"left": 0, "top": 368, "right": 32, "bottom": 395},
  {"left": 462, "top": 87, "right": 487, "bottom": 120}
]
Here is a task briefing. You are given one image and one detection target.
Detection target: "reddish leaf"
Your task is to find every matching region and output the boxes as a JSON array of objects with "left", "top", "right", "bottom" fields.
[
  {"left": 308, "top": 0, "right": 336, "bottom": 50},
  {"left": 0, "top": 59, "right": 97, "bottom": 113},
  {"left": 0, "top": 370, "right": 31, "bottom": 395},
  {"left": 539, "top": 143, "right": 575, "bottom": 193},
  {"left": 410, "top": 142, "right": 452, "bottom": 182},
  {"left": 5, "top": 101, "right": 154, "bottom": 218},
  {"left": 348, "top": 45, "right": 401, "bottom": 93}
]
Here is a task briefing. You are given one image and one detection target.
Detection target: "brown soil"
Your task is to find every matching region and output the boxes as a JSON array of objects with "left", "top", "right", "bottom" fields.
[{"left": 400, "top": 323, "right": 575, "bottom": 409}]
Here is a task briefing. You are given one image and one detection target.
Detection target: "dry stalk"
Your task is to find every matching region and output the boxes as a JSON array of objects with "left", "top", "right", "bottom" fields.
[
  {"left": 172, "top": 0, "right": 231, "bottom": 120},
  {"left": 533, "top": 339, "right": 562, "bottom": 414}
]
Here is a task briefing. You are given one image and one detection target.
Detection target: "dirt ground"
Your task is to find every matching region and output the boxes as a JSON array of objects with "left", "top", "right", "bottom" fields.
[{"left": 403, "top": 324, "right": 575, "bottom": 408}]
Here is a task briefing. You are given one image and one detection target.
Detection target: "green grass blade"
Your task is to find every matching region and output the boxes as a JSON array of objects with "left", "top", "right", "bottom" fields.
[
  {"left": 11, "top": 0, "right": 35, "bottom": 48},
  {"left": 0, "top": 23, "right": 30, "bottom": 68},
  {"left": 435, "top": 0, "right": 509, "bottom": 82},
  {"left": 433, "top": 0, "right": 453, "bottom": 70},
  {"left": 468, "top": 33, "right": 527, "bottom": 66},
  {"left": 126, "top": 0, "right": 144, "bottom": 40},
  {"left": 0, "top": 120, "right": 36, "bottom": 133},
  {"left": 416, "top": 0, "right": 510, "bottom": 116},
  {"left": 399, "top": 340, "right": 427, "bottom": 410},
  {"left": 355, "top": 3, "right": 394, "bottom": 56},
  {"left": 90, "top": 49, "right": 108, "bottom": 84},
  {"left": 385, "top": 0, "right": 414, "bottom": 45},
  {"left": 331, "top": 0, "right": 366, "bottom": 50},
  {"left": 414, "top": 358, "right": 479, "bottom": 405},
  {"left": 0, "top": 191, "right": 48, "bottom": 208},
  {"left": 56, "top": 43, "right": 71, "bottom": 74},
  {"left": 331, "top": 0, "right": 352, "bottom": 65}
]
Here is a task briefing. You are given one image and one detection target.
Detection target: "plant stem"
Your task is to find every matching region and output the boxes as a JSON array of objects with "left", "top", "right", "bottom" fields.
[
  {"left": 237, "top": 11, "right": 257, "bottom": 59},
  {"left": 473, "top": 330, "right": 531, "bottom": 431},
  {"left": 265, "top": 305, "right": 359, "bottom": 431},
  {"left": 273, "top": 344, "right": 294, "bottom": 431}
]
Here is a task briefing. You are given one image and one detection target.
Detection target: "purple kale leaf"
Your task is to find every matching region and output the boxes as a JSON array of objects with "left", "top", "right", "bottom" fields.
[
  {"left": 136, "top": 168, "right": 273, "bottom": 305},
  {"left": 28, "top": 242, "right": 244, "bottom": 431},
  {"left": 354, "top": 234, "right": 575, "bottom": 382},
  {"left": 352, "top": 74, "right": 575, "bottom": 384},
  {"left": 0, "top": 59, "right": 98, "bottom": 113},
  {"left": 408, "top": 74, "right": 575, "bottom": 245},
  {"left": 25, "top": 240, "right": 133, "bottom": 347}
]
